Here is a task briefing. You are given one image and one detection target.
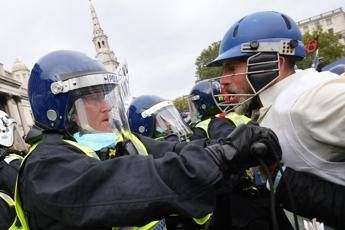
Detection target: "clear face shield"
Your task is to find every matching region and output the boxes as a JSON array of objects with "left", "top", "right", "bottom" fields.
[
  {"left": 210, "top": 40, "right": 299, "bottom": 114},
  {"left": 186, "top": 95, "right": 201, "bottom": 124},
  {"left": 115, "top": 63, "right": 132, "bottom": 111},
  {"left": 141, "top": 101, "right": 193, "bottom": 141},
  {"left": 73, "top": 85, "right": 129, "bottom": 132},
  {"left": 52, "top": 73, "right": 129, "bottom": 151}
]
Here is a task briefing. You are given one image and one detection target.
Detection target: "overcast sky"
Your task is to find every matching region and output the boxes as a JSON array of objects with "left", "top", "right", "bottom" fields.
[{"left": 0, "top": 0, "right": 344, "bottom": 100}]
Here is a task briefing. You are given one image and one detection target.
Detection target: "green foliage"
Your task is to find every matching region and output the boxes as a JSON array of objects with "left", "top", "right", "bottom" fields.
[
  {"left": 195, "top": 41, "right": 223, "bottom": 80},
  {"left": 173, "top": 96, "right": 188, "bottom": 112},
  {"left": 297, "top": 26, "right": 345, "bottom": 69}
]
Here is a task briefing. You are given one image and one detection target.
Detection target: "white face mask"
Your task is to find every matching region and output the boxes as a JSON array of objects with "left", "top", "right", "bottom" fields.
[{"left": 73, "top": 132, "right": 118, "bottom": 151}]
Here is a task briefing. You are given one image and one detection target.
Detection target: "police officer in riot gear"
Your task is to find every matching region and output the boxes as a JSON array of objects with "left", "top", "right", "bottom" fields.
[
  {"left": 187, "top": 79, "right": 250, "bottom": 141},
  {"left": 128, "top": 95, "right": 212, "bottom": 229},
  {"left": 128, "top": 95, "right": 192, "bottom": 142},
  {"left": 13, "top": 50, "right": 282, "bottom": 229}
]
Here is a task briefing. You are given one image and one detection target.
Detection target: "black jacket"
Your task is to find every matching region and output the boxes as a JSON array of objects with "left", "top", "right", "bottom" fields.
[
  {"left": 277, "top": 167, "right": 345, "bottom": 229},
  {"left": 201, "top": 116, "right": 343, "bottom": 229},
  {"left": 0, "top": 157, "right": 21, "bottom": 197},
  {"left": 190, "top": 117, "right": 237, "bottom": 141},
  {"left": 0, "top": 195, "right": 15, "bottom": 230},
  {"left": 19, "top": 133, "right": 223, "bottom": 229},
  {"left": 0, "top": 154, "right": 21, "bottom": 230},
  {"left": 204, "top": 117, "right": 292, "bottom": 230}
]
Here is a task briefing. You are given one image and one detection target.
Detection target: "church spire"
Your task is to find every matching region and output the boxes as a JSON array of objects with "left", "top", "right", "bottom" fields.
[
  {"left": 89, "top": 0, "right": 103, "bottom": 37},
  {"left": 88, "top": 0, "right": 119, "bottom": 72}
]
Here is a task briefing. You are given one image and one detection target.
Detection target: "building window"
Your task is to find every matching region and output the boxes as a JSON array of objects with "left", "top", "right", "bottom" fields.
[
  {"left": 315, "top": 21, "right": 321, "bottom": 28},
  {"left": 326, "top": 18, "right": 332, "bottom": 25},
  {"left": 98, "top": 41, "right": 101, "bottom": 48},
  {"left": 341, "top": 31, "right": 345, "bottom": 38},
  {"left": 102, "top": 41, "right": 105, "bottom": 46},
  {"left": 303, "top": 25, "right": 309, "bottom": 33},
  {"left": 0, "top": 94, "right": 6, "bottom": 111},
  {"left": 328, "top": 28, "right": 334, "bottom": 33}
]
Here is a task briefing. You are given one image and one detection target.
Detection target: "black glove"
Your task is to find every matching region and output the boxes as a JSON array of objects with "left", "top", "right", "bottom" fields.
[{"left": 205, "top": 122, "right": 282, "bottom": 174}]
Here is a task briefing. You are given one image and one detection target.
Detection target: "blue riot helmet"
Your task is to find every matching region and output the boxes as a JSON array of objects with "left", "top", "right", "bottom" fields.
[
  {"left": 127, "top": 95, "right": 192, "bottom": 141},
  {"left": 29, "top": 50, "right": 128, "bottom": 150},
  {"left": 187, "top": 80, "right": 222, "bottom": 122},
  {"left": 208, "top": 11, "right": 306, "bottom": 113},
  {"left": 209, "top": 11, "right": 306, "bottom": 66},
  {"left": 321, "top": 57, "right": 345, "bottom": 75},
  {"left": 328, "top": 64, "right": 345, "bottom": 76}
]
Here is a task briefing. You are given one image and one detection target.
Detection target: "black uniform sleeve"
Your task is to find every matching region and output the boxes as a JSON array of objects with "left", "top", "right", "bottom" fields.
[
  {"left": 137, "top": 134, "right": 206, "bottom": 158},
  {"left": 135, "top": 134, "right": 182, "bottom": 158},
  {"left": 0, "top": 158, "right": 21, "bottom": 197},
  {"left": 0, "top": 197, "right": 14, "bottom": 230},
  {"left": 276, "top": 167, "right": 345, "bottom": 229},
  {"left": 20, "top": 133, "right": 222, "bottom": 228},
  {"left": 208, "top": 117, "right": 236, "bottom": 140},
  {"left": 190, "top": 127, "right": 208, "bottom": 140},
  {"left": 163, "top": 134, "right": 179, "bottom": 142}
]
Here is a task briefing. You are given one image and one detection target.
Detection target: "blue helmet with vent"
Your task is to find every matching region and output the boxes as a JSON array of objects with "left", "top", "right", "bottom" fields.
[
  {"left": 329, "top": 64, "right": 345, "bottom": 75},
  {"left": 28, "top": 50, "right": 110, "bottom": 131},
  {"left": 127, "top": 95, "right": 192, "bottom": 140},
  {"left": 127, "top": 95, "right": 164, "bottom": 137},
  {"left": 208, "top": 11, "right": 306, "bottom": 66},
  {"left": 189, "top": 80, "right": 221, "bottom": 120}
]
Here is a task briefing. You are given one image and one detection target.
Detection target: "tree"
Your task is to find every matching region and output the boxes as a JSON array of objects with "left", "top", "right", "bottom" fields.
[
  {"left": 297, "top": 26, "right": 345, "bottom": 69},
  {"left": 173, "top": 96, "right": 189, "bottom": 112},
  {"left": 195, "top": 41, "right": 223, "bottom": 80}
]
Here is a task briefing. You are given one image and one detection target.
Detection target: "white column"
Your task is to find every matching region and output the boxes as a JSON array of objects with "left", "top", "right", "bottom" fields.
[
  {"left": 6, "top": 96, "right": 24, "bottom": 136},
  {"left": 16, "top": 100, "right": 29, "bottom": 134}
]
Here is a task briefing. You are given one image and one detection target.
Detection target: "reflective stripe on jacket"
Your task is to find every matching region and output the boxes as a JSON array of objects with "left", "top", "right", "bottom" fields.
[
  {"left": 195, "top": 112, "right": 250, "bottom": 137},
  {"left": 0, "top": 191, "right": 14, "bottom": 207},
  {"left": 223, "top": 112, "right": 251, "bottom": 127}
]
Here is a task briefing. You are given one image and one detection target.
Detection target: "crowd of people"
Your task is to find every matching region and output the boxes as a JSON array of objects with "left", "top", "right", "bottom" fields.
[{"left": 0, "top": 10, "right": 344, "bottom": 230}]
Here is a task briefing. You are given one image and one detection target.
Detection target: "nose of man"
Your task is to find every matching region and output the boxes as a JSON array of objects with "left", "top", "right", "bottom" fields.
[
  {"left": 219, "top": 75, "right": 233, "bottom": 85},
  {"left": 100, "top": 100, "right": 112, "bottom": 112}
]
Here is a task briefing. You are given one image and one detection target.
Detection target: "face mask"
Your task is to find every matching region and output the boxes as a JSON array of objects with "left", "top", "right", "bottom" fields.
[
  {"left": 155, "top": 127, "right": 166, "bottom": 134},
  {"left": 197, "top": 113, "right": 203, "bottom": 121},
  {"left": 184, "top": 117, "right": 191, "bottom": 124},
  {"left": 73, "top": 132, "right": 117, "bottom": 151}
]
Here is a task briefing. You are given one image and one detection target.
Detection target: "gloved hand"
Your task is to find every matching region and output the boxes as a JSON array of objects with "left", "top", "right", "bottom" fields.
[{"left": 205, "top": 122, "right": 282, "bottom": 175}]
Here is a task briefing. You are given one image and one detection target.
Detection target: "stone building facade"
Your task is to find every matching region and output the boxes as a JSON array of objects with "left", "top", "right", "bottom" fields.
[
  {"left": 298, "top": 8, "right": 345, "bottom": 43},
  {"left": 0, "top": 1, "right": 122, "bottom": 137},
  {"left": 0, "top": 59, "right": 33, "bottom": 136}
]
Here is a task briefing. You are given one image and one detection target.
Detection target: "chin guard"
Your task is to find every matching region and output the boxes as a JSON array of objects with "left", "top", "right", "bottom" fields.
[{"left": 247, "top": 52, "right": 280, "bottom": 93}]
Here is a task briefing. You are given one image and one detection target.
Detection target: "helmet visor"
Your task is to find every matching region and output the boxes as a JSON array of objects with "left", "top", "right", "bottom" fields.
[
  {"left": 186, "top": 95, "right": 201, "bottom": 124},
  {"left": 65, "top": 73, "right": 129, "bottom": 134},
  {"left": 142, "top": 101, "right": 192, "bottom": 141},
  {"left": 72, "top": 85, "right": 128, "bottom": 134}
]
